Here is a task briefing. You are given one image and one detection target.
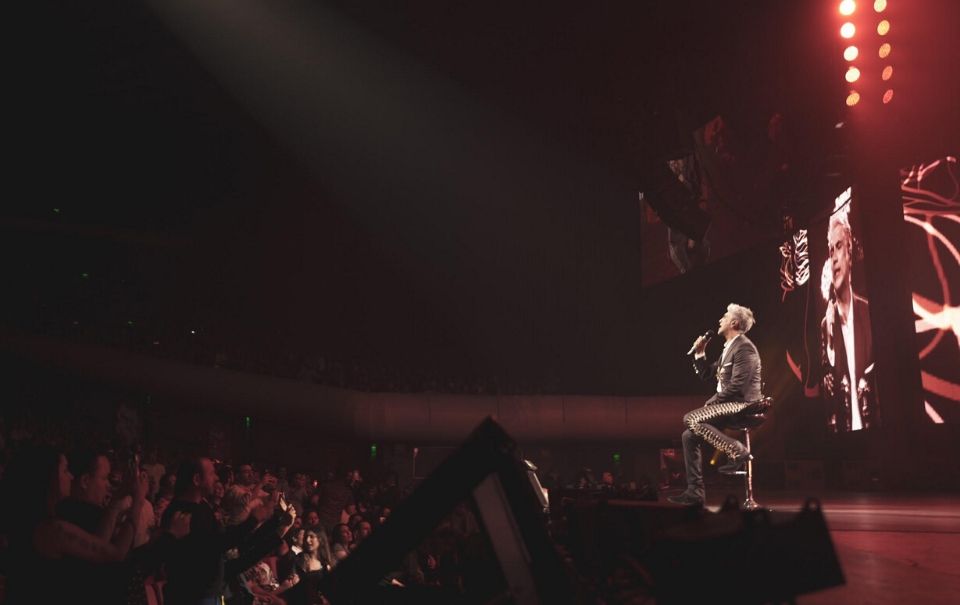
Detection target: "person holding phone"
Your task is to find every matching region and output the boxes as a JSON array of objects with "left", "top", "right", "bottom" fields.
[
  {"left": 0, "top": 446, "right": 190, "bottom": 604},
  {"left": 162, "top": 458, "right": 288, "bottom": 605}
]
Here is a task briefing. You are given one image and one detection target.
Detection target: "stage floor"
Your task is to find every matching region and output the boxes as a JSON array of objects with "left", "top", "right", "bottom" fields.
[{"left": 701, "top": 491, "right": 960, "bottom": 604}]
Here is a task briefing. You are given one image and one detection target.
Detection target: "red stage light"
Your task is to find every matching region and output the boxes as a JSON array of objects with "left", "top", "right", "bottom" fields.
[
  {"left": 874, "top": 0, "right": 887, "bottom": 13},
  {"left": 844, "top": 45, "right": 859, "bottom": 61},
  {"left": 877, "top": 20, "right": 890, "bottom": 35},
  {"left": 841, "top": 22, "right": 856, "bottom": 38},
  {"left": 882, "top": 65, "right": 893, "bottom": 80},
  {"left": 878, "top": 42, "right": 891, "bottom": 58},
  {"left": 845, "top": 66, "right": 861, "bottom": 83},
  {"left": 839, "top": 0, "right": 856, "bottom": 16},
  {"left": 846, "top": 91, "right": 861, "bottom": 106},
  {"left": 882, "top": 89, "right": 894, "bottom": 104}
]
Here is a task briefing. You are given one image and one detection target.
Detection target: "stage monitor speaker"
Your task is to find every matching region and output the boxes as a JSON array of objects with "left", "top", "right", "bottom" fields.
[
  {"left": 648, "top": 497, "right": 845, "bottom": 604},
  {"left": 318, "top": 417, "right": 575, "bottom": 605}
]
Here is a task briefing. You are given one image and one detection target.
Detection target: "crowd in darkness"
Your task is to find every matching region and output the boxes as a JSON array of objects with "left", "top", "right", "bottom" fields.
[{"left": 0, "top": 414, "right": 493, "bottom": 605}]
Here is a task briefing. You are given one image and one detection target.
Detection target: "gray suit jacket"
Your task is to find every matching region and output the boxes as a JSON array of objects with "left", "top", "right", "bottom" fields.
[{"left": 693, "top": 334, "right": 762, "bottom": 404}]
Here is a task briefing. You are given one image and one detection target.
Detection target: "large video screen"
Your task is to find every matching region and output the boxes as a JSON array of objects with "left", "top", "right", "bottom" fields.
[
  {"left": 902, "top": 156, "right": 960, "bottom": 424},
  {"left": 780, "top": 185, "right": 879, "bottom": 433}
]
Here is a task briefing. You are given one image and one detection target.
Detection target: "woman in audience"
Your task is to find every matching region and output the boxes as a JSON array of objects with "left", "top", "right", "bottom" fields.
[
  {"left": 285, "top": 529, "right": 331, "bottom": 605},
  {"left": 313, "top": 529, "right": 334, "bottom": 571},
  {"left": 330, "top": 523, "right": 354, "bottom": 561},
  {"left": 0, "top": 445, "right": 173, "bottom": 603}
]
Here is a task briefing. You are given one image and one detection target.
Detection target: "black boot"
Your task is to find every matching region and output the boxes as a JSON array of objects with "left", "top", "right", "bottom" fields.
[
  {"left": 718, "top": 449, "right": 752, "bottom": 475},
  {"left": 667, "top": 492, "right": 705, "bottom": 506}
]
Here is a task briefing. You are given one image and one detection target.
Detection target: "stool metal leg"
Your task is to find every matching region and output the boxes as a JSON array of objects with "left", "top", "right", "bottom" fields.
[{"left": 742, "top": 429, "right": 760, "bottom": 510}]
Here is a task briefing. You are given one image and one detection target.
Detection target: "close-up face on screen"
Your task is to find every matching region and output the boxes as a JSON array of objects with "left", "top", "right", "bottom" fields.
[{"left": 817, "top": 187, "right": 877, "bottom": 432}]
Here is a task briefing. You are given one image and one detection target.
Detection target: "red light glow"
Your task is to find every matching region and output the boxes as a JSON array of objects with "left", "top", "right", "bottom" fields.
[
  {"left": 844, "top": 45, "right": 859, "bottom": 61},
  {"left": 879, "top": 42, "right": 891, "bottom": 58},
  {"left": 841, "top": 22, "right": 856, "bottom": 38},
  {"left": 845, "top": 66, "right": 861, "bottom": 83},
  {"left": 883, "top": 89, "right": 894, "bottom": 104},
  {"left": 839, "top": 0, "right": 856, "bottom": 16},
  {"left": 882, "top": 65, "right": 893, "bottom": 81}
]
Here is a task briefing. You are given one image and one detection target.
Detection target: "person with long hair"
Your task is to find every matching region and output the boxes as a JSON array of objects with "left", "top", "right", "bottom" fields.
[
  {"left": 284, "top": 528, "right": 331, "bottom": 605},
  {"left": 329, "top": 523, "right": 353, "bottom": 562},
  {"left": 0, "top": 445, "right": 184, "bottom": 603}
]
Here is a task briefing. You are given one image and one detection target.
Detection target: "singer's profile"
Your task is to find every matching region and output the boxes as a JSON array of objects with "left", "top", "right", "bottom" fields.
[{"left": 668, "top": 303, "right": 763, "bottom": 507}]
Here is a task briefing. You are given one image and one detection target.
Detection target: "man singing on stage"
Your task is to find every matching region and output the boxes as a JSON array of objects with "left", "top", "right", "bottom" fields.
[
  {"left": 821, "top": 211, "right": 875, "bottom": 432},
  {"left": 668, "top": 303, "right": 763, "bottom": 507}
]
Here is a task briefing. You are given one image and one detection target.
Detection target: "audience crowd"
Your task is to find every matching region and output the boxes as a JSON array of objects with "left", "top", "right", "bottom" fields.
[{"left": 0, "top": 414, "right": 492, "bottom": 605}]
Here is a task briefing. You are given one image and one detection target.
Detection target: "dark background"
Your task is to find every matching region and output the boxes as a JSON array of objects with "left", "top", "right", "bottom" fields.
[{"left": 3, "top": 0, "right": 956, "bottom": 397}]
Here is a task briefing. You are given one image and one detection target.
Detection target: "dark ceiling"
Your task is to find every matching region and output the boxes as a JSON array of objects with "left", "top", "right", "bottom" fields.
[{"left": 5, "top": 0, "right": 955, "bottom": 394}]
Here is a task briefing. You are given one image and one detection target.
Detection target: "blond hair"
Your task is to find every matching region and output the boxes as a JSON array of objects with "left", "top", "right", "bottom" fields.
[{"left": 727, "top": 303, "right": 756, "bottom": 333}]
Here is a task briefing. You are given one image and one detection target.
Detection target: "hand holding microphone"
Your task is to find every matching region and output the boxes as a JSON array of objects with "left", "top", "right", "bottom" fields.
[{"left": 687, "top": 330, "right": 715, "bottom": 356}]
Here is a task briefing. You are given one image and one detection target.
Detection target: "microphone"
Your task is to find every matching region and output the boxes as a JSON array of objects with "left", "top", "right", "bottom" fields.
[{"left": 687, "top": 329, "right": 716, "bottom": 355}]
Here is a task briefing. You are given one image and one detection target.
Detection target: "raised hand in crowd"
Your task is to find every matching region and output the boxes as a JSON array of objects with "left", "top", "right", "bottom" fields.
[{"left": 250, "top": 491, "right": 278, "bottom": 524}]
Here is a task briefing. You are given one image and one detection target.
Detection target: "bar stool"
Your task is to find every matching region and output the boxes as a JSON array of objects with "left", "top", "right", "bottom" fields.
[{"left": 726, "top": 396, "right": 773, "bottom": 510}]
